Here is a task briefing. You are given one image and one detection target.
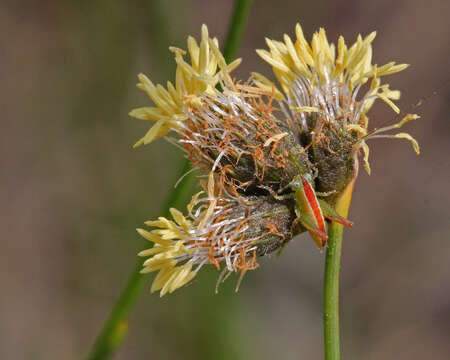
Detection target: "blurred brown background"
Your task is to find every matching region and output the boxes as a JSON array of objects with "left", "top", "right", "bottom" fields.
[{"left": 1, "top": 0, "right": 449, "bottom": 359}]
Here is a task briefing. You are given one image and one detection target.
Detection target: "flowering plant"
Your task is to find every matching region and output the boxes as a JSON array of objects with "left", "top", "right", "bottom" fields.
[{"left": 131, "top": 24, "right": 419, "bottom": 297}]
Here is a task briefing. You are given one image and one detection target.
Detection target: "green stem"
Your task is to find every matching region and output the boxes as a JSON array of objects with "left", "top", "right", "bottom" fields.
[
  {"left": 323, "top": 166, "right": 357, "bottom": 360},
  {"left": 86, "top": 161, "right": 193, "bottom": 360},
  {"left": 85, "top": 2, "right": 252, "bottom": 359},
  {"left": 323, "top": 221, "right": 344, "bottom": 360},
  {"left": 222, "top": 0, "right": 252, "bottom": 62}
]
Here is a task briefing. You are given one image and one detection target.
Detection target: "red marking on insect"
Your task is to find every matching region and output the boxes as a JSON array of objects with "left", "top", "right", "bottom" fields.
[{"left": 301, "top": 177, "right": 328, "bottom": 247}]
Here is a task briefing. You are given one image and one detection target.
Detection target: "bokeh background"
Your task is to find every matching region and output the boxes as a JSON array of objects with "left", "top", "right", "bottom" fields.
[{"left": 2, "top": 0, "right": 450, "bottom": 359}]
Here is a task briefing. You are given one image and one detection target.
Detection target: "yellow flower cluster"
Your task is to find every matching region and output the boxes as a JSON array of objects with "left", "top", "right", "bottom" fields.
[
  {"left": 137, "top": 207, "right": 197, "bottom": 296},
  {"left": 132, "top": 24, "right": 420, "bottom": 296},
  {"left": 254, "top": 23, "right": 419, "bottom": 174},
  {"left": 255, "top": 24, "right": 407, "bottom": 109},
  {"left": 130, "top": 25, "right": 241, "bottom": 147}
]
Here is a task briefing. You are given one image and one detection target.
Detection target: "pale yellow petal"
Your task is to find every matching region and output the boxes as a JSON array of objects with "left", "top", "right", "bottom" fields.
[
  {"left": 136, "top": 228, "right": 172, "bottom": 246},
  {"left": 283, "top": 33, "right": 308, "bottom": 75},
  {"left": 169, "top": 207, "right": 191, "bottom": 232},
  {"left": 289, "top": 106, "right": 319, "bottom": 113},
  {"left": 256, "top": 49, "right": 291, "bottom": 73},
  {"left": 198, "top": 24, "right": 210, "bottom": 75},
  {"left": 395, "top": 133, "right": 420, "bottom": 154},
  {"left": 361, "top": 140, "right": 371, "bottom": 175},
  {"left": 151, "top": 267, "right": 176, "bottom": 293},
  {"left": 129, "top": 107, "right": 164, "bottom": 121},
  {"left": 187, "top": 191, "right": 203, "bottom": 213},
  {"left": 141, "top": 257, "right": 177, "bottom": 273},
  {"left": 187, "top": 36, "right": 200, "bottom": 70},
  {"left": 395, "top": 114, "right": 420, "bottom": 128},
  {"left": 142, "top": 120, "right": 166, "bottom": 144},
  {"left": 138, "top": 247, "right": 170, "bottom": 257},
  {"left": 377, "top": 93, "right": 400, "bottom": 114}
]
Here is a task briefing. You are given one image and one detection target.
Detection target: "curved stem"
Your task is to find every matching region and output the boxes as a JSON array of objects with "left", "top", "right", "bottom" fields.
[
  {"left": 85, "top": 2, "right": 252, "bottom": 359},
  {"left": 86, "top": 161, "right": 193, "bottom": 360},
  {"left": 323, "top": 160, "right": 358, "bottom": 360}
]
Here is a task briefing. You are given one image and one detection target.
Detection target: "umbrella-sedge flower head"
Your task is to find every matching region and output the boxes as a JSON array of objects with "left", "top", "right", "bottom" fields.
[
  {"left": 255, "top": 24, "right": 420, "bottom": 192},
  {"left": 173, "top": 77, "right": 313, "bottom": 192},
  {"left": 138, "top": 173, "right": 296, "bottom": 296},
  {"left": 131, "top": 25, "right": 313, "bottom": 192},
  {"left": 130, "top": 24, "right": 241, "bottom": 147},
  {"left": 131, "top": 24, "right": 420, "bottom": 295}
]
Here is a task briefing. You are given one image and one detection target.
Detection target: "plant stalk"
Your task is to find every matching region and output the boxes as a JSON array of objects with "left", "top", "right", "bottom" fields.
[
  {"left": 85, "top": 1, "right": 252, "bottom": 359},
  {"left": 323, "top": 159, "right": 358, "bottom": 360}
]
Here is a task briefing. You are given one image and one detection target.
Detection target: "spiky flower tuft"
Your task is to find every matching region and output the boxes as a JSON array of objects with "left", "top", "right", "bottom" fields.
[
  {"left": 171, "top": 77, "right": 314, "bottom": 192},
  {"left": 138, "top": 174, "right": 296, "bottom": 296},
  {"left": 130, "top": 24, "right": 241, "bottom": 147},
  {"left": 255, "top": 24, "right": 419, "bottom": 185}
]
